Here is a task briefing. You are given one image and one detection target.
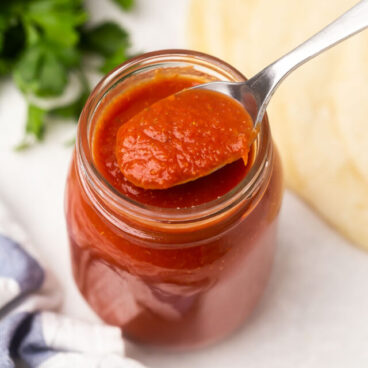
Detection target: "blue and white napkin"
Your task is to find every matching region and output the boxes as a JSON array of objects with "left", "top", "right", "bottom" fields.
[{"left": 0, "top": 200, "right": 146, "bottom": 368}]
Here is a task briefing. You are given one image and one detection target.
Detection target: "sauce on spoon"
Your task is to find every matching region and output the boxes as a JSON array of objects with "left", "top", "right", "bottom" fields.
[{"left": 115, "top": 88, "right": 254, "bottom": 190}]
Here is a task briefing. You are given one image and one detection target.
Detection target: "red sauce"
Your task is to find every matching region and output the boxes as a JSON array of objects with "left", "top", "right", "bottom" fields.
[
  {"left": 65, "top": 62, "right": 283, "bottom": 349},
  {"left": 93, "top": 73, "right": 252, "bottom": 206},
  {"left": 115, "top": 89, "right": 254, "bottom": 189}
]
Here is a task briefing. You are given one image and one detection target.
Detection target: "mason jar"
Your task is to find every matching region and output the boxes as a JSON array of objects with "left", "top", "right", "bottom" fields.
[{"left": 65, "top": 50, "right": 283, "bottom": 349}]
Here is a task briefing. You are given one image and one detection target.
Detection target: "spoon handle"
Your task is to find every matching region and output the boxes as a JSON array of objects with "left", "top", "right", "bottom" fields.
[{"left": 250, "top": 0, "right": 368, "bottom": 123}]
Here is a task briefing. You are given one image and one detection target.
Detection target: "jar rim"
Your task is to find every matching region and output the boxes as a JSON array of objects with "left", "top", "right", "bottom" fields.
[{"left": 76, "top": 49, "right": 273, "bottom": 226}]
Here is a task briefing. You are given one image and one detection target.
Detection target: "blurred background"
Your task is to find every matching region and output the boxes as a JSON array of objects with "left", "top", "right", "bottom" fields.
[{"left": 1, "top": 0, "right": 368, "bottom": 367}]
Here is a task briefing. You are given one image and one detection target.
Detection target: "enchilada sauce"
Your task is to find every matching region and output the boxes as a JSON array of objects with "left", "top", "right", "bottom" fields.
[
  {"left": 115, "top": 89, "right": 254, "bottom": 190},
  {"left": 93, "top": 73, "right": 252, "bottom": 206},
  {"left": 66, "top": 68, "right": 282, "bottom": 349}
]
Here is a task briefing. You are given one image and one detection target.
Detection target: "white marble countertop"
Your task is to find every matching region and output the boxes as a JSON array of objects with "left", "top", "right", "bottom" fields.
[{"left": 1, "top": 1, "right": 368, "bottom": 366}]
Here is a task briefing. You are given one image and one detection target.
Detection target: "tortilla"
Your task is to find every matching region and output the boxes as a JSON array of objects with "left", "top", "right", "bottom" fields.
[{"left": 187, "top": 0, "right": 368, "bottom": 249}]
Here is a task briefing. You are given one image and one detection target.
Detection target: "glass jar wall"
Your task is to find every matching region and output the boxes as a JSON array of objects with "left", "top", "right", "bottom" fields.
[{"left": 65, "top": 50, "right": 283, "bottom": 349}]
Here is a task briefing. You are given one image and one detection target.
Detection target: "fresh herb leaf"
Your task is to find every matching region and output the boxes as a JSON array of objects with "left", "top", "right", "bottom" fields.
[
  {"left": 0, "top": 0, "right": 135, "bottom": 147},
  {"left": 113, "top": 0, "right": 134, "bottom": 11},
  {"left": 55, "top": 46, "right": 81, "bottom": 68},
  {"left": 81, "top": 21, "right": 132, "bottom": 75},
  {"left": 38, "top": 52, "right": 68, "bottom": 96},
  {"left": 0, "top": 21, "right": 26, "bottom": 60},
  {"left": 81, "top": 22, "right": 129, "bottom": 57},
  {"left": 13, "top": 44, "right": 68, "bottom": 96},
  {"left": 100, "top": 45, "right": 129, "bottom": 74},
  {"left": 13, "top": 45, "right": 43, "bottom": 93},
  {"left": 26, "top": 104, "right": 46, "bottom": 140},
  {"left": 26, "top": 0, "right": 87, "bottom": 47},
  {"left": 0, "top": 60, "right": 9, "bottom": 75},
  {"left": 23, "top": 21, "right": 41, "bottom": 46}
]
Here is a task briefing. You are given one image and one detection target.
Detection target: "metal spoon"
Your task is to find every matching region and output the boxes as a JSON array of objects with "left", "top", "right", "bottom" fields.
[
  {"left": 190, "top": 0, "right": 368, "bottom": 130},
  {"left": 116, "top": 0, "right": 368, "bottom": 190}
]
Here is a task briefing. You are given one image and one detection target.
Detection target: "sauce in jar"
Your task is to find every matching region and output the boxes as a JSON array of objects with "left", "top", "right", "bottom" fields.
[{"left": 65, "top": 50, "right": 283, "bottom": 349}]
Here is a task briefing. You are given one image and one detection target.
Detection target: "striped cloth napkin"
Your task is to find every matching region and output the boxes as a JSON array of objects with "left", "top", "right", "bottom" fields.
[{"left": 0, "top": 199, "right": 146, "bottom": 368}]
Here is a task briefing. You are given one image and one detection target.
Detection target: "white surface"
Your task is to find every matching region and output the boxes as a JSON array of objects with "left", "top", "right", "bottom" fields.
[{"left": 0, "top": 0, "right": 368, "bottom": 367}]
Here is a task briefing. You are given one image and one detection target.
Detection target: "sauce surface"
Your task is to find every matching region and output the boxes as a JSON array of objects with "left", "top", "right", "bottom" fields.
[
  {"left": 93, "top": 71, "right": 251, "bottom": 208},
  {"left": 116, "top": 89, "right": 254, "bottom": 189}
]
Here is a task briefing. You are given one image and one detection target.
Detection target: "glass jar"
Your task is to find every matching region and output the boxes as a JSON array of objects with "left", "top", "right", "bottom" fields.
[{"left": 65, "top": 50, "right": 283, "bottom": 349}]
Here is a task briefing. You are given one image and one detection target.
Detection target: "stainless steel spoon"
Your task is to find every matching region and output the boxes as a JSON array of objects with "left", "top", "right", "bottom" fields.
[{"left": 191, "top": 0, "right": 368, "bottom": 129}]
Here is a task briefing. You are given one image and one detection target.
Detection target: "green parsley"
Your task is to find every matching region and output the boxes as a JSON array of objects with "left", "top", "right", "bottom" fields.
[{"left": 0, "top": 0, "right": 134, "bottom": 148}]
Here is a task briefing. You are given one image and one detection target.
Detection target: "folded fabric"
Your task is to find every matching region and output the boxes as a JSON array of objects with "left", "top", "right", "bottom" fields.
[{"left": 0, "top": 200, "right": 146, "bottom": 368}]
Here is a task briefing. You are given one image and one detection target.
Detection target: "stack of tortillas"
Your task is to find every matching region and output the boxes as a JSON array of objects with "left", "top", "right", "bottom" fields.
[{"left": 188, "top": 0, "right": 368, "bottom": 250}]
